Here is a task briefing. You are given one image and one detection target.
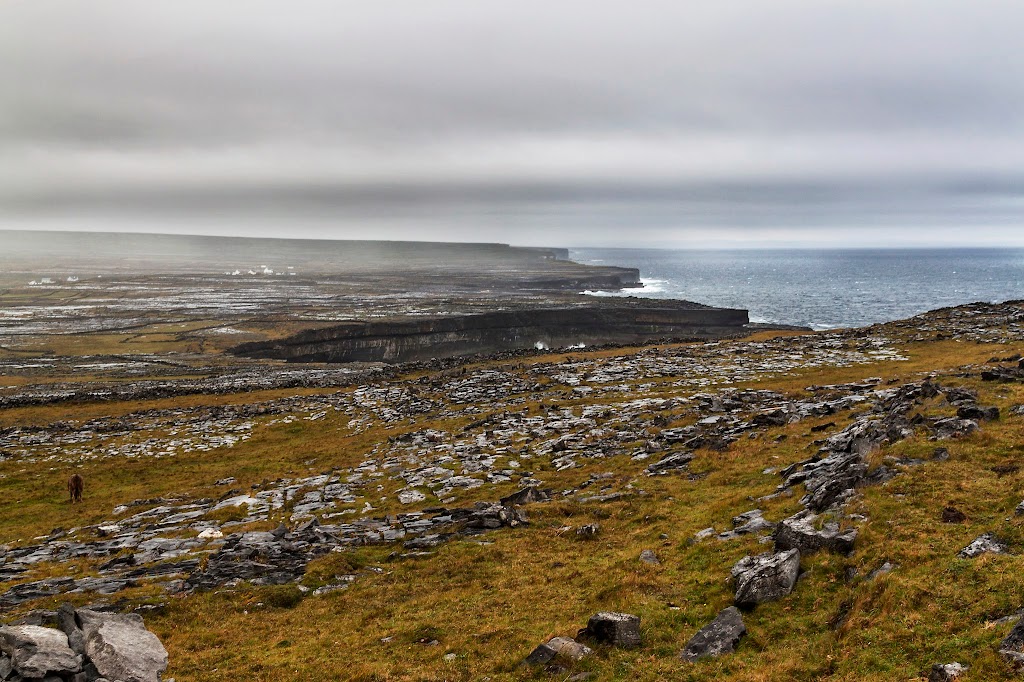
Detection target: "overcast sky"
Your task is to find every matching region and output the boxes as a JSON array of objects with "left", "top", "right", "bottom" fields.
[{"left": 2, "top": 1, "right": 1023, "bottom": 247}]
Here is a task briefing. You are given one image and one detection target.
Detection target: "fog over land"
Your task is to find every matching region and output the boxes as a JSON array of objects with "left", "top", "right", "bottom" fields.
[{"left": 2, "top": 1, "right": 1023, "bottom": 247}]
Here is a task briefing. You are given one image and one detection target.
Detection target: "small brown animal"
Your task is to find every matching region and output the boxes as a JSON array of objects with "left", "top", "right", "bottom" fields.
[{"left": 67, "top": 473, "right": 83, "bottom": 504}]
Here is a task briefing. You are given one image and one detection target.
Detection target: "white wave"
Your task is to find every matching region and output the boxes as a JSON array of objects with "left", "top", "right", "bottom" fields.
[{"left": 581, "top": 278, "right": 668, "bottom": 297}]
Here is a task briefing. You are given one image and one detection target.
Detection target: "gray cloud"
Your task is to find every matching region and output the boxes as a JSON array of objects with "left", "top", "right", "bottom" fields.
[{"left": 2, "top": 0, "right": 1024, "bottom": 246}]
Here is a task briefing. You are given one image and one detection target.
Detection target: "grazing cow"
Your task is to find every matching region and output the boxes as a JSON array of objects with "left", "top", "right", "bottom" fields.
[{"left": 68, "top": 473, "right": 83, "bottom": 504}]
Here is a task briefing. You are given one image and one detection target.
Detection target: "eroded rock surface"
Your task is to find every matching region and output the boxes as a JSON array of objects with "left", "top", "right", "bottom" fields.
[{"left": 680, "top": 606, "right": 746, "bottom": 662}]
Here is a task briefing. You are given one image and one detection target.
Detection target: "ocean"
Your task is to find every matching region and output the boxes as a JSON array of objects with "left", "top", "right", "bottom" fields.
[{"left": 570, "top": 248, "right": 1024, "bottom": 330}]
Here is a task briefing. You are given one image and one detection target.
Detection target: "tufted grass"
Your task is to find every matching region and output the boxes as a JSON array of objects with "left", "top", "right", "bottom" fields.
[{"left": 0, "top": 331, "right": 1023, "bottom": 680}]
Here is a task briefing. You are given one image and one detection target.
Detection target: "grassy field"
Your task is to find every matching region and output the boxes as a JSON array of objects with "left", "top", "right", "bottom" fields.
[{"left": 2, "top": 325, "right": 1024, "bottom": 681}]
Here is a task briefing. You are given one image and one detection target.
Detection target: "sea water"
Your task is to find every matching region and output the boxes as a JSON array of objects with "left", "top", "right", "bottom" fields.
[{"left": 571, "top": 248, "right": 1024, "bottom": 330}]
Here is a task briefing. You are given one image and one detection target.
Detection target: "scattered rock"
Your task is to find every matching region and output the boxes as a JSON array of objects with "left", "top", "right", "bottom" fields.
[
  {"left": 957, "top": 533, "right": 1008, "bottom": 559},
  {"left": 928, "top": 662, "right": 968, "bottom": 681},
  {"left": 991, "top": 463, "right": 1019, "bottom": 477},
  {"left": 397, "top": 490, "right": 427, "bottom": 505},
  {"left": 773, "top": 511, "right": 856, "bottom": 555},
  {"left": 499, "top": 486, "right": 550, "bottom": 507},
  {"left": 1001, "top": 614, "right": 1024, "bottom": 665},
  {"left": 932, "top": 417, "right": 979, "bottom": 440},
  {"left": 941, "top": 507, "right": 966, "bottom": 523},
  {"left": 524, "top": 636, "right": 592, "bottom": 666},
  {"left": 956, "top": 405, "right": 999, "bottom": 421},
  {"left": 867, "top": 561, "right": 896, "bottom": 580},
  {"left": 730, "top": 509, "right": 776, "bottom": 536},
  {"left": 582, "top": 612, "right": 641, "bottom": 649},
  {"left": 638, "top": 549, "right": 660, "bottom": 565},
  {"left": 576, "top": 524, "right": 601, "bottom": 539},
  {"left": 731, "top": 549, "right": 800, "bottom": 608},
  {"left": 645, "top": 452, "right": 693, "bottom": 475},
  {"left": 679, "top": 606, "right": 746, "bottom": 662}
]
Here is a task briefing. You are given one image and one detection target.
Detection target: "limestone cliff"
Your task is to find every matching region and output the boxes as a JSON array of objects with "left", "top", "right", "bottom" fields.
[{"left": 231, "top": 301, "right": 749, "bottom": 363}]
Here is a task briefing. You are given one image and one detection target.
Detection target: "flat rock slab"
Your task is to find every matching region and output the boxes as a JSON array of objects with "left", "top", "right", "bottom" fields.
[
  {"left": 680, "top": 606, "right": 746, "bottom": 662},
  {"left": 77, "top": 609, "right": 168, "bottom": 682},
  {"left": 958, "top": 533, "right": 1009, "bottom": 559},
  {"left": 732, "top": 549, "right": 800, "bottom": 608},
  {"left": 0, "top": 624, "right": 81, "bottom": 678},
  {"left": 774, "top": 511, "right": 857, "bottom": 555},
  {"left": 584, "top": 612, "right": 641, "bottom": 649}
]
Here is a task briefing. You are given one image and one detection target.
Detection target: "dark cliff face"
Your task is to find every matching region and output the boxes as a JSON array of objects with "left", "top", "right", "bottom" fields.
[{"left": 232, "top": 303, "right": 749, "bottom": 364}]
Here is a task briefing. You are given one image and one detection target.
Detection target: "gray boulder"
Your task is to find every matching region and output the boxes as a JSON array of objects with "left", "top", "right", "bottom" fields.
[
  {"left": 583, "top": 612, "right": 641, "bottom": 649},
  {"left": 774, "top": 511, "right": 857, "bottom": 555},
  {"left": 524, "top": 636, "right": 592, "bottom": 666},
  {"left": 956, "top": 405, "right": 999, "bottom": 421},
  {"left": 499, "top": 486, "right": 550, "bottom": 507},
  {"left": 957, "top": 533, "right": 1008, "bottom": 559},
  {"left": 0, "top": 625, "right": 81, "bottom": 678},
  {"left": 638, "top": 549, "right": 661, "bottom": 565},
  {"left": 731, "top": 509, "right": 775, "bottom": 536},
  {"left": 928, "top": 662, "right": 968, "bottom": 681},
  {"left": 645, "top": 452, "right": 693, "bottom": 475},
  {"left": 679, "top": 606, "right": 746, "bottom": 662},
  {"left": 76, "top": 609, "right": 168, "bottom": 682},
  {"left": 732, "top": 549, "right": 800, "bottom": 608}
]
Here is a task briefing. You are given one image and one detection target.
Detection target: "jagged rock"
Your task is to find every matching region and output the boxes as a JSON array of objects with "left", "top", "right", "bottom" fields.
[
  {"left": 583, "top": 612, "right": 641, "bottom": 649},
  {"left": 638, "top": 549, "right": 660, "bottom": 565},
  {"left": 499, "top": 486, "right": 550, "bottom": 507},
  {"left": 867, "top": 561, "right": 896, "bottom": 580},
  {"left": 403, "top": 534, "right": 449, "bottom": 550},
  {"left": 862, "top": 465, "right": 899, "bottom": 486},
  {"left": 731, "top": 549, "right": 800, "bottom": 608},
  {"left": 1002, "top": 614, "right": 1024, "bottom": 665},
  {"left": 932, "top": 417, "right": 979, "bottom": 440},
  {"left": 957, "top": 405, "right": 999, "bottom": 421},
  {"left": 576, "top": 524, "right": 601, "bottom": 538},
  {"left": 957, "top": 533, "right": 1008, "bottom": 559},
  {"left": 645, "top": 452, "right": 693, "bottom": 475},
  {"left": 76, "top": 609, "right": 168, "bottom": 682},
  {"left": 397, "top": 490, "right": 426, "bottom": 505},
  {"left": 0, "top": 625, "right": 81, "bottom": 678},
  {"left": 731, "top": 509, "right": 775, "bottom": 535},
  {"left": 752, "top": 408, "right": 788, "bottom": 427},
  {"left": 523, "top": 636, "right": 592, "bottom": 666},
  {"left": 943, "top": 387, "right": 977, "bottom": 404},
  {"left": 462, "top": 503, "right": 528, "bottom": 531},
  {"left": 982, "top": 367, "right": 1024, "bottom": 382},
  {"left": 57, "top": 603, "right": 85, "bottom": 654},
  {"left": 773, "top": 511, "right": 857, "bottom": 555},
  {"left": 679, "top": 606, "right": 746, "bottom": 662},
  {"left": 928, "top": 662, "right": 968, "bottom": 681},
  {"left": 800, "top": 452, "right": 868, "bottom": 512}
]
